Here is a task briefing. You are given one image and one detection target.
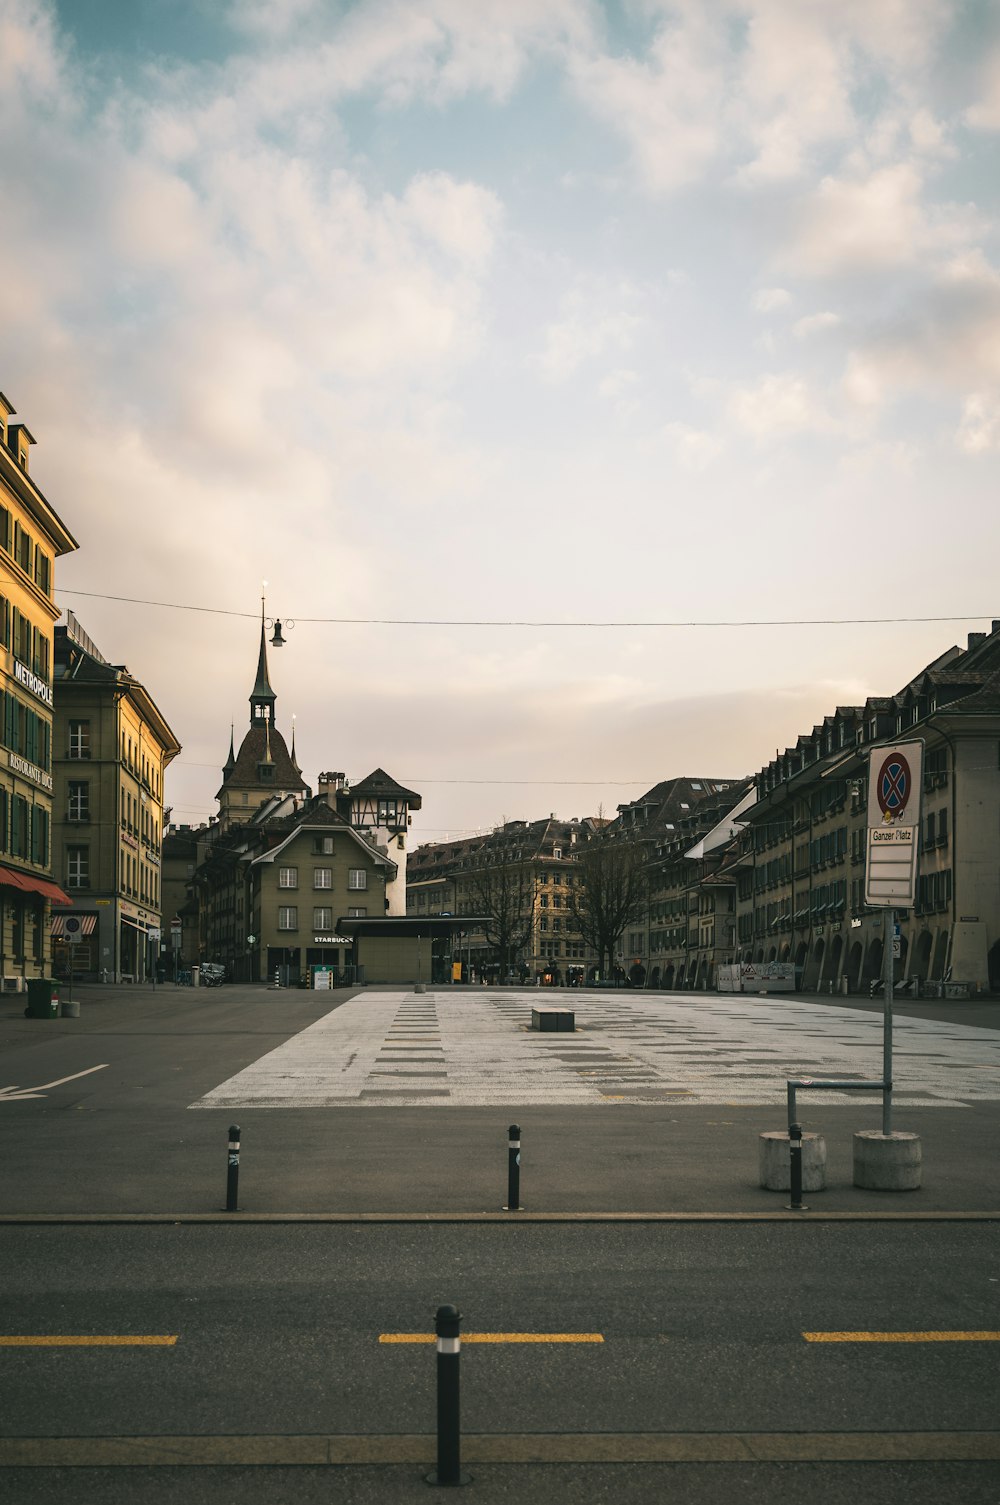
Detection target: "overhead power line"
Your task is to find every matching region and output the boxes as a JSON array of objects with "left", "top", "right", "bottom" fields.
[{"left": 59, "top": 587, "right": 996, "bottom": 630}]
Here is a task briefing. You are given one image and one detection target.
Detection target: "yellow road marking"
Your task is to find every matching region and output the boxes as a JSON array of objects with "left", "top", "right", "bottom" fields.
[
  {"left": 379, "top": 1333, "right": 603, "bottom": 1344},
  {"left": 0, "top": 1336, "right": 178, "bottom": 1347},
  {"left": 804, "top": 1331, "right": 1000, "bottom": 1343}
]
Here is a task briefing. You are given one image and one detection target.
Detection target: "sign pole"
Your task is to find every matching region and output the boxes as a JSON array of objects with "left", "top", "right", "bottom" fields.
[{"left": 882, "top": 908, "right": 893, "bottom": 1135}]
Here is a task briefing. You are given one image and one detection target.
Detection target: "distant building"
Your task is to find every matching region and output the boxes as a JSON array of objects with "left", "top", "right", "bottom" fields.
[
  {"left": 191, "top": 621, "right": 421, "bottom": 982},
  {"left": 736, "top": 622, "right": 1000, "bottom": 996},
  {"left": 408, "top": 816, "right": 605, "bottom": 982},
  {"left": 0, "top": 393, "right": 78, "bottom": 989},
  {"left": 52, "top": 612, "right": 180, "bottom": 981}
]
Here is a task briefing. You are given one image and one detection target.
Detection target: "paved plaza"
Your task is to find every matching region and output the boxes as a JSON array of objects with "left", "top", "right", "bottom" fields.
[{"left": 192, "top": 989, "right": 1000, "bottom": 1110}]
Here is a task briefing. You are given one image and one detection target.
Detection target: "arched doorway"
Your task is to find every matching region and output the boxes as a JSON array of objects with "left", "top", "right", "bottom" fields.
[
  {"left": 676, "top": 965, "right": 686, "bottom": 989},
  {"left": 794, "top": 941, "right": 808, "bottom": 989},
  {"left": 650, "top": 966, "right": 661, "bottom": 989},
  {"left": 664, "top": 963, "right": 675, "bottom": 989},
  {"left": 829, "top": 933, "right": 843, "bottom": 987},
  {"left": 779, "top": 942, "right": 790, "bottom": 963},
  {"left": 755, "top": 947, "right": 764, "bottom": 963},
  {"left": 847, "top": 941, "right": 863, "bottom": 992},
  {"left": 767, "top": 946, "right": 777, "bottom": 963},
  {"left": 804, "top": 936, "right": 824, "bottom": 990},
  {"left": 865, "top": 936, "right": 883, "bottom": 986},
  {"left": 912, "top": 931, "right": 932, "bottom": 985},
  {"left": 931, "top": 931, "right": 948, "bottom": 981}
]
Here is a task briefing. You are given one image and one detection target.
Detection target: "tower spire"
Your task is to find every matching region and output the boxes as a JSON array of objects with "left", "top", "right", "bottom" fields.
[
  {"left": 250, "top": 595, "right": 277, "bottom": 725},
  {"left": 223, "top": 723, "right": 236, "bottom": 775}
]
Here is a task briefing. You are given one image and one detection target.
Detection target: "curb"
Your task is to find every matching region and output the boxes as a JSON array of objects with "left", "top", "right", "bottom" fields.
[{"left": 1, "top": 1211, "right": 997, "bottom": 1225}]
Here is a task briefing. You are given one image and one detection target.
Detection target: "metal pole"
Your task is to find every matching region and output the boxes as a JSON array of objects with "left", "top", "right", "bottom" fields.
[
  {"left": 226, "top": 1124, "right": 240, "bottom": 1212},
  {"left": 883, "top": 908, "right": 893, "bottom": 1135},
  {"left": 504, "top": 1123, "right": 521, "bottom": 1211},
  {"left": 430, "top": 1304, "right": 465, "bottom": 1486},
  {"left": 786, "top": 1120, "right": 807, "bottom": 1212}
]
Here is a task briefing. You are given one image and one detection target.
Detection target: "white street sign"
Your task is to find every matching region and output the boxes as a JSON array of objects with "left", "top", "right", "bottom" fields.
[{"left": 865, "top": 740, "right": 923, "bottom": 907}]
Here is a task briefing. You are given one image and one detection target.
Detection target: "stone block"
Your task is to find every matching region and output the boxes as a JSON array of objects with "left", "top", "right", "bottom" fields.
[
  {"left": 853, "top": 1130, "right": 922, "bottom": 1191},
  {"left": 759, "top": 1130, "right": 827, "bottom": 1192}
]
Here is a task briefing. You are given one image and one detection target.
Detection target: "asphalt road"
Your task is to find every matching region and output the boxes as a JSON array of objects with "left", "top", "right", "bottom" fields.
[
  {"left": 1, "top": 983, "right": 998, "bottom": 1214},
  {"left": 2, "top": 984, "right": 999, "bottom": 1501},
  {"left": 1, "top": 1223, "right": 998, "bottom": 1502}
]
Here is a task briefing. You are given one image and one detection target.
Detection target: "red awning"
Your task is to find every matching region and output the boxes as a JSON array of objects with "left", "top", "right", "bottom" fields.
[{"left": 0, "top": 867, "right": 73, "bottom": 905}]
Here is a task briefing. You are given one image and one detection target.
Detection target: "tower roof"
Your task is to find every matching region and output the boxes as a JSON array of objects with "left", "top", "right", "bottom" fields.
[{"left": 250, "top": 621, "right": 276, "bottom": 722}]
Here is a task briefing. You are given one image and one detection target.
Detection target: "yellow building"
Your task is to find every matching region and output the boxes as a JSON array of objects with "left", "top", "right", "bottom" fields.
[
  {"left": 51, "top": 612, "right": 180, "bottom": 981},
  {"left": 0, "top": 392, "right": 78, "bottom": 989}
]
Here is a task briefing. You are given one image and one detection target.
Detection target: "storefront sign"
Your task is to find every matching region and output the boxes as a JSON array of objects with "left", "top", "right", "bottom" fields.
[
  {"left": 13, "top": 659, "right": 53, "bottom": 707},
  {"left": 5, "top": 749, "right": 53, "bottom": 791},
  {"left": 313, "top": 934, "right": 351, "bottom": 944}
]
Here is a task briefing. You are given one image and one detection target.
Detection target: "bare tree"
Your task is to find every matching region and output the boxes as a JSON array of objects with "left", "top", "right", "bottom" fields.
[
  {"left": 567, "top": 828, "right": 647, "bottom": 980},
  {"left": 467, "top": 823, "right": 534, "bottom": 978}
]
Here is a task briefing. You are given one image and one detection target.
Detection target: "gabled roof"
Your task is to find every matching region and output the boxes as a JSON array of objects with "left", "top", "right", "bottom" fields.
[{"left": 351, "top": 767, "right": 422, "bottom": 809}]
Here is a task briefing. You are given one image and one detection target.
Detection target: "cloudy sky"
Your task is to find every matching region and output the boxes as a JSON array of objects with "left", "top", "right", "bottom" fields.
[{"left": 3, "top": 0, "right": 998, "bottom": 841}]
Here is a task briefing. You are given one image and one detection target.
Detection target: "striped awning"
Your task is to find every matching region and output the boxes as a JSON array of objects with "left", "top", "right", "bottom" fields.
[{"left": 51, "top": 914, "right": 98, "bottom": 938}]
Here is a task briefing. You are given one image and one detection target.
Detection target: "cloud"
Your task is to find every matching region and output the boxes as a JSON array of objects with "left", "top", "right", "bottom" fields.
[
  {"left": 842, "top": 251, "right": 1000, "bottom": 417},
  {"left": 956, "top": 394, "right": 1000, "bottom": 454},
  {"left": 664, "top": 423, "right": 723, "bottom": 471},
  {"left": 728, "top": 373, "right": 835, "bottom": 440},
  {"left": 792, "top": 311, "right": 841, "bottom": 338},
  {"left": 568, "top": 4, "right": 726, "bottom": 193},
  {"left": 531, "top": 280, "right": 642, "bottom": 383},
  {"left": 965, "top": 47, "right": 1000, "bottom": 131},
  {"left": 753, "top": 287, "right": 792, "bottom": 313}
]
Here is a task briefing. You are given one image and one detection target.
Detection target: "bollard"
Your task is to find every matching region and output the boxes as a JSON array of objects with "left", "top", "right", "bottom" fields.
[
  {"left": 226, "top": 1124, "right": 240, "bottom": 1212},
  {"left": 786, "top": 1121, "right": 808, "bottom": 1212},
  {"left": 504, "top": 1123, "right": 521, "bottom": 1211},
  {"left": 427, "top": 1304, "right": 469, "bottom": 1486}
]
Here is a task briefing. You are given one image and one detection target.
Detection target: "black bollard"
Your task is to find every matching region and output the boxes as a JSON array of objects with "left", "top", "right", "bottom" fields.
[
  {"left": 786, "top": 1121, "right": 807, "bottom": 1212},
  {"left": 504, "top": 1123, "right": 521, "bottom": 1211},
  {"left": 226, "top": 1124, "right": 240, "bottom": 1212},
  {"left": 427, "top": 1304, "right": 468, "bottom": 1486}
]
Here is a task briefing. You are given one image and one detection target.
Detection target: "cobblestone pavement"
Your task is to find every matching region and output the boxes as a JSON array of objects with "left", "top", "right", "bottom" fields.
[{"left": 190, "top": 990, "right": 1000, "bottom": 1109}]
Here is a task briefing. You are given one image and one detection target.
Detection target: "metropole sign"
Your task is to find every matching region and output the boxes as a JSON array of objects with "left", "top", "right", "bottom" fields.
[{"left": 864, "top": 740, "right": 923, "bottom": 907}]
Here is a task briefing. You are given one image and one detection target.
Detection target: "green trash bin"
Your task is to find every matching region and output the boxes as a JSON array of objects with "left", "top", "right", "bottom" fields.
[{"left": 24, "top": 979, "right": 60, "bottom": 1019}]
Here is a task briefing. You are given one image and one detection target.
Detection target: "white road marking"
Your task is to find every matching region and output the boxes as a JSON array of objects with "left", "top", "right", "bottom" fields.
[{"left": 0, "top": 1064, "right": 109, "bottom": 1102}]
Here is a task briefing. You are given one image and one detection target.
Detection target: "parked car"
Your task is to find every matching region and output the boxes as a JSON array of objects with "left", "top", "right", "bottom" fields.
[{"left": 200, "top": 963, "right": 226, "bottom": 987}]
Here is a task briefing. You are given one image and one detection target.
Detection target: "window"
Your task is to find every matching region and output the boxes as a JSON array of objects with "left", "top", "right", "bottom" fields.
[
  {"left": 278, "top": 866, "right": 298, "bottom": 889},
  {"left": 277, "top": 906, "right": 298, "bottom": 930},
  {"left": 30, "top": 806, "right": 47, "bottom": 866},
  {"left": 347, "top": 906, "right": 367, "bottom": 918},
  {"left": 313, "top": 836, "right": 334, "bottom": 854},
  {"left": 348, "top": 869, "right": 367, "bottom": 890},
  {"left": 68, "top": 781, "right": 89, "bottom": 821},
  {"left": 313, "top": 906, "right": 333, "bottom": 931},
  {"left": 377, "top": 799, "right": 398, "bottom": 824},
  {"left": 67, "top": 845, "right": 90, "bottom": 888},
  {"left": 313, "top": 867, "right": 333, "bottom": 889},
  {"left": 69, "top": 720, "right": 91, "bottom": 759}
]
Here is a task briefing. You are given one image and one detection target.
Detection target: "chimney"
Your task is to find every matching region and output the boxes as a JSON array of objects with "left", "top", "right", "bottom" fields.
[
  {"left": 967, "top": 632, "right": 986, "bottom": 651},
  {"left": 317, "top": 771, "right": 348, "bottom": 808}
]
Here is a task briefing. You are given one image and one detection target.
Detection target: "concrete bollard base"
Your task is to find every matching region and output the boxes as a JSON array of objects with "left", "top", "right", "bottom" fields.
[
  {"left": 59, "top": 1000, "right": 80, "bottom": 1019},
  {"left": 759, "top": 1131, "right": 826, "bottom": 1192},
  {"left": 413, "top": 983, "right": 426, "bottom": 993},
  {"left": 853, "top": 1130, "right": 922, "bottom": 1191}
]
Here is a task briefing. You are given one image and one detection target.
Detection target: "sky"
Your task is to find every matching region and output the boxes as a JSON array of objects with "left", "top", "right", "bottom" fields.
[{"left": 2, "top": 0, "right": 999, "bottom": 843}]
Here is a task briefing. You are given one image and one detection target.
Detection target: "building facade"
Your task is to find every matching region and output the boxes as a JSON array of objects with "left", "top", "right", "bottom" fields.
[
  {"left": 51, "top": 612, "right": 181, "bottom": 981},
  {"left": 0, "top": 393, "right": 79, "bottom": 988},
  {"left": 734, "top": 623, "right": 1000, "bottom": 996}
]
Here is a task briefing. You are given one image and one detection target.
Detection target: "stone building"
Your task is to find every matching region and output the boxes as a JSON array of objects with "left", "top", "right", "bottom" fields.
[
  {"left": 51, "top": 612, "right": 180, "bottom": 981},
  {"left": 408, "top": 816, "right": 604, "bottom": 981},
  {"left": 735, "top": 623, "right": 1000, "bottom": 995},
  {"left": 0, "top": 394, "right": 78, "bottom": 988}
]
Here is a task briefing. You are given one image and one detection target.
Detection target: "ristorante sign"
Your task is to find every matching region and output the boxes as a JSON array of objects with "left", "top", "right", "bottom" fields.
[
  {"left": 13, "top": 660, "right": 54, "bottom": 708},
  {"left": 4, "top": 749, "right": 54, "bottom": 792}
]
